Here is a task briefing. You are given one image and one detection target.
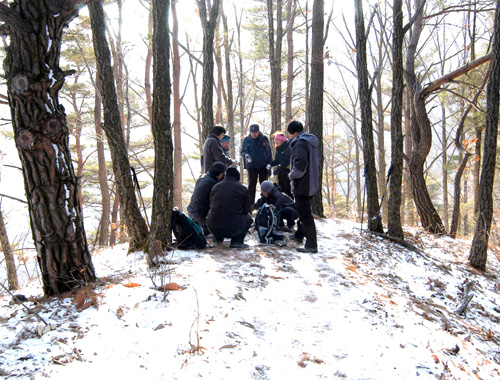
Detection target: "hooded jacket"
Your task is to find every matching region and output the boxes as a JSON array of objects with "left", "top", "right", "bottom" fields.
[
  {"left": 203, "top": 134, "right": 233, "bottom": 172},
  {"left": 241, "top": 132, "right": 272, "bottom": 169},
  {"left": 253, "top": 183, "right": 295, "bottom": 211},
  {"left": 289, "top": 131, "right": 320, "bottom": 197}
]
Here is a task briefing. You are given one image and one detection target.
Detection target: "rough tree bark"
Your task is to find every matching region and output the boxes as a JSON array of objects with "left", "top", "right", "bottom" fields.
[
  {"left": 89, "top": 1, "right": 149, "bottom": 251},
  {"left": 196, "top": 0, "right": 220, "bottom": 144},
  {"left": 308, "top": 0, "right": 324, "bottom": 218},
  {"left": 354, "top": 0, "right": 383, "bottom": 233},
  {"left": 0, "top": 0, "right": 96, "bottom": 295},
  {"left": 469, "top": 0, "right": 500, "bottom": 270},
  {"left": 387, "top": 0, "right": 404, "bottom": 239},
  {"left": 285, "top": 0, "right": 296, "bottom": 124},
  {"left": 266, "top": 0, "right": 283, "bottom": 135},
  {"left": 222, "top": 7, "right": 235, "bottom": 157},
  {"left": 0, "top": 207, "right": 19, "bottom": 290},
  {"left": 149, "top": 0, "right": 173, "bottom": 250},
  {"left": 171, "top": 0, "right": 182, "bottom": 210}
]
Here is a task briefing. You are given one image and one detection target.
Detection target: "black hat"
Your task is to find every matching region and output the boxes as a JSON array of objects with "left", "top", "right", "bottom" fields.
[
  {"left": 287, "top": 120, "right": 304, "bottom": 134},
  {"left": 226, "top": 167, "right": 240, "bottom": 181},
  {"left": 211, "top": 126, "right": 226, "bottom": 136},
  {"left": 210, "top": 161, "right": 225, "bottom": 176},
  {"left": 249, "top": 124, "right": 259, "bottom": 133}
]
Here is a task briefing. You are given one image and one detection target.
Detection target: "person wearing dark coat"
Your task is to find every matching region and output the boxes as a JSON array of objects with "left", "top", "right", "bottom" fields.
[
  {"left": 202, "top": 126, "right": 237, "bottom": 172},
  {"left": 220, "top": 135, "right": 231, "bottom": 158},
  {"left": 187, "top": 162, "right": 226, "bottom": 236},
  {"left": 206, "top": 167, "right": 253, "bottom": 248},
  {"left": 241, "top": 124, "right": 272, "bottom": 203},
  {"left": 252, "top": 180, "right": 298, "bottom": 230},
  {"left": 287, "top": 120, "right": 320, "bottom": 253},
  {"left": 268, "top": 133, "right": 292, "bottom": 198}
]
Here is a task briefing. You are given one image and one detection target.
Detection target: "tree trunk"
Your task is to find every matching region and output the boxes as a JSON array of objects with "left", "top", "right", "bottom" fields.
[
  {"left": 197, "top": 0, "right": 220, "bottom": 144},
  {"left": 308, "top": 0, "right": 324, "bottom": 218},
  {"left": 354, "top": 0, "right": 383, "bottom": 233},
  {"left": 387, "top": 0, "right": 404, "bottom": 239},
  {"left": 171, "top": 0, "right": 182, "bottom": 210},
  {"left": 89, "top": 1, "right": 149, "bottom": 251},
  {"left": 1, "top": 0, "right": 96, "bottom": 296},
  {"left": 145, "top": 4, "right": 153, "bottom": 127},
  {"left": 376, "top": 45, "right": 387, "bottom": 225},
  {"left": 149, "top": 0, "right": 173, "bottom": 250},
  {"left": 0, "top": 207, "right": 19, "bottom": 290},
  {"left": 267, "top": 0, "right": 283, "bottom": 135},
  {"left": 441, "top": 105, "right": 449, "bottom": 231},
  {"left": 469, "top": 0, "right": 500, "bottom": 270},
  {"left": 95, "top": 76, "right": 110, "bottom": 247},
  {"left": 222, "top": 9, "right": 235, "bottom": 157},
  {"left": 215, "top": 5, "right": 223, "bottom": 125},
  {"left": 285, "top": 0, "right": 296, "bottom": 124},
  {"left": 304, "top": 2, "right": 310, "bottom": 128}
]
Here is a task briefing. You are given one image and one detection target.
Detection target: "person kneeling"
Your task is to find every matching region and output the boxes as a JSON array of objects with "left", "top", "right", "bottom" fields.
[
  {"left": 206, "top": 168, "right": 253, "bottom": 248},
  {"left": 252, "top": 180, "right": 298, "bottom": 232}
]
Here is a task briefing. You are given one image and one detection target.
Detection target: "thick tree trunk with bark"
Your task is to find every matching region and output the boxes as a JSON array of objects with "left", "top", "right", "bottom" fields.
[
  {"left": 354, "top": 0, "right": 383, "bottom": 233},
  {"left": 308, "top": 0, "right": 324, "bottom": 218},
  {"left": 0, "top": 207, "right": 19, "bottom": 290},
  {"left": 1, "top": 0, "right": 96, "bottom": 295},
  {"left": 197, "top": 0, "right": 220, "bottom": 143},
  {"left": 149, "top": 0, "right": 173, "bottom": 250},
  {"left": 387, "top": 0, "right": 404, "bottom": 239},
  {"left": 469, "top": 1, "right": 500, "bottom": 271},
  {"left": 171, "top": 0, "right": 182, "bottom": 210},
  {"left": 89, "top": 1, "right": 148, "bottom": 251},
  {"left": 267, "top": 0, "right": 283, "bottom": 135}
]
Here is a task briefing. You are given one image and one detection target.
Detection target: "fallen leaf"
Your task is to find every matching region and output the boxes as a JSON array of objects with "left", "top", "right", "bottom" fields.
[
  {"left": 159, "top": 283, "right": 181, "bottom": 291},
  {"left": 123, "top": 282, "right": 141, "bottom": 288}
]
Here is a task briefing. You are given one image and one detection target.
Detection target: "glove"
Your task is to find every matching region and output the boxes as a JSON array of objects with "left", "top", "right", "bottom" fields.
[
  {"left": 245, "top": 154, "right": 252, "bottom": 163},
  {"left": 266, "top": 164, "right": 271, "bottom": 170}
]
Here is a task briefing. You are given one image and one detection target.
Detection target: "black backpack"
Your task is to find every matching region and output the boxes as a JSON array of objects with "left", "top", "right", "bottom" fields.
[
  {"left": 255, "top": 204, "right": 286, "bottom": 246},
  {"left": 171, "top": 209, "right": 207, "bottom": 249}
]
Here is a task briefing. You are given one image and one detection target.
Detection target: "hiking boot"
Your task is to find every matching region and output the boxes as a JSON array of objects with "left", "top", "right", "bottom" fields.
[
  {"left": 209, "top": 240, "right": 223, "bottom": 248},
  {"left": 296, "top": 247, "right": 318, "bottom": 254},
  {"left": 288, "top": 235, "right": 303, "bottom": 243},
  {"left": 280, "top": 226, "right": 294, "bottom": 233},
  {"left": 229, "top": 242, "right": 249, "bottom": 249}
]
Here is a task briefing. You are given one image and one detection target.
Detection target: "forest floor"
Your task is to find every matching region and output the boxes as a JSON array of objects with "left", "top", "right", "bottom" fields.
[{"left": 1, "top": 218, "right": 500, "bottom": 379}]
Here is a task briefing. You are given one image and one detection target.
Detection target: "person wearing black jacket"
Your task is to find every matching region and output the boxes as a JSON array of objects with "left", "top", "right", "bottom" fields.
[
  {"left": 268, "top": 133, "right": 292, "bottom": 198},
  {"left": 187, "top": 162, "right": 226, "bottom": 236},
  {"left": 202, "top": 126, "right": 237, "bottom": 172},
  {"left": 206, "top": 168, "right": 253, "bottom": 248},
  {"left": 241, "top": 124, "right": 272, "bottom": 203},
  {"left": 252, "top": 180, "right": 298, "bottom": 230}
]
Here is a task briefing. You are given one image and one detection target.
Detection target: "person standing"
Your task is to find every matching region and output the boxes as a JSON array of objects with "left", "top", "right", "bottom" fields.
[
  {"left": 187, "top": 161, "right": 226, "bottom": 236},
  {"left": 206, "top": 167, "right": 253, "bottom": 248},
  {"left": 202, "top": 125, "right": 237, "bottom": 172},
  {"left": 267, "top": 133, "right": 292, "bottom": 198},
  {"left": 241, "top": 124, "right": 272, "bottom": 203},
  {"left": 287, "top": 120, "right": 320, "bottom": 253},
  {"left": 220, "top": 135, "right": 231, "bottom": 158}
]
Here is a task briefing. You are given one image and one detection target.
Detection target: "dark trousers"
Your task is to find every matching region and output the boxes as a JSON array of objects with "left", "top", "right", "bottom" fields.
[
  {"left": 247, "top": 167, "right": 269, "bottom": 203},
  {"left": 189, "top": 214, "right": 209, "bottom": 236},
  {"left": 276, "top": 168, "right": 292, "bottom": 199},
  {"left": 279, "top": 206, "right": 299, "bottom": 227},
  {"left": 209, "top": 213, "right": 253, "bottom": 244},
  {"left": 293, "top": 195, "right": 317, "bottom": 249}
]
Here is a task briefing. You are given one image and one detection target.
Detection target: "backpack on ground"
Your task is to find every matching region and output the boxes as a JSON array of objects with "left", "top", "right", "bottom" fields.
[
  {"left": 255, "top": 204, "right": 287, "bottom": 246},
  {"left": 171, "top": 208, "right": 207, "bottom": 249}
]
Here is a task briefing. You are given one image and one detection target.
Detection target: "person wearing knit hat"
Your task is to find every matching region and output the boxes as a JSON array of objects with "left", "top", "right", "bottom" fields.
[
  {"left": 187, "top": 161, "right": 226, "bottom": 236},
  {"left": 220, "top": 135, "right": 231, "bottom": 158},
  {"left": 206, "top": 167, "right": 252, "bottom": 249},
  {"left": 241, "top": 124, "right": 272, "bottom": 203},
  {"left": 202, "top": 125, "right": 237, "bottom": 172},
  {"left": 287, "top": 120, "right": 320, "bottom": 253},
  {"left": 252, "top": 180, "right": 298, "bottom": 232},
  {"left": 267, "top": 132, "right": 292, "bottom": 198}
]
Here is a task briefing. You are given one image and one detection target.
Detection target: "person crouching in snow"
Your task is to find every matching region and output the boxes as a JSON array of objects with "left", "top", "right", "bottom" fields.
[
  {"left": 206, "top": 167, "right": 253, "bottom": 248},
  {"left": 252, "top": 180, "right": 298, "bottom": 232}
]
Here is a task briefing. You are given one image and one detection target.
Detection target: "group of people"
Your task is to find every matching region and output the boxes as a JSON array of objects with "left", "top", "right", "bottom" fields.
[{"left": 188, "top": 120, "right": 319, "bottom": 253}]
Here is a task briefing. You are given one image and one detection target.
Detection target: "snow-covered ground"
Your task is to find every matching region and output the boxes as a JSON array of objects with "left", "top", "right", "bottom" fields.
[{"left": 1, "top": 218, "right": 499, "bottom": 379}]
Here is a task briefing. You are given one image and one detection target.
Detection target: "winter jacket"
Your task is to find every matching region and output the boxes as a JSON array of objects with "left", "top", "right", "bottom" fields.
[
  {"left": 187, "top": 172, "right": 219, "bottom": 219},
  {"left": 241, "top": 132, "right": 272, "bottom": 169},
  {"left": 289, "top": 131, "right": 320, "bottom": 197},
  {"left": 270, "top": 140, "right": 291, "bottom": 176},
  {"left": 206, "top": 176, "right": 252, "bottom": 233},
  {"left": 253, "top": 183, "right": 295, "bottom": 211},
  {"left": 203, "top": 134, "right": 233, "bottom": 172}
]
